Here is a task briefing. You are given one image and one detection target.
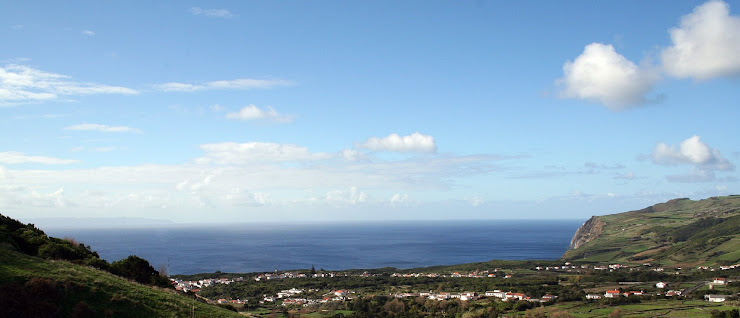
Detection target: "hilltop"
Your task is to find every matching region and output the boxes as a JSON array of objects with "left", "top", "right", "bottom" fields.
[
  {"left": 0, "top": 214, "right": 242, "bottom": 317},
  {"left": 562, "top": 195, "right": 740, "bottom": 267}
]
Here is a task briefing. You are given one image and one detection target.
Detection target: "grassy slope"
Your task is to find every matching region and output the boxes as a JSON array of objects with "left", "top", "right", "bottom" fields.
[
  {"left": 0, "top": 248, "right": 242, "bottom": 318},
  {"left": 562, "top": 195, "right": 740, "bottom": 266},
  {"left": 551, "top": 300, "right": 738, "bottom": 318}
]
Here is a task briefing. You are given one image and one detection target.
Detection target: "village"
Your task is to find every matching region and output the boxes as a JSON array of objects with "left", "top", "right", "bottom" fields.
[{"left": 172, "top": 261, "right": 737, "bottom": 307}]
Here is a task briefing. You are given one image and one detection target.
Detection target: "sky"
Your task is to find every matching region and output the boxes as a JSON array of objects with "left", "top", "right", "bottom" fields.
[{"left": 1, "top": 1, "right": 739, "bottom": 224}]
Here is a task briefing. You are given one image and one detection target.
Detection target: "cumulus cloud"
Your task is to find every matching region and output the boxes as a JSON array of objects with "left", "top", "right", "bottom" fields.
[
  {"left": 559, "top": 43, "right": 659, "bottom": 109},
  {"left": 662, "top": 0, "right": 740, "bottom": 80},
  {"left": 190, "top": 7, "right": 233, "bottom": 18},
  {"left": 652, "top": 135, "right": 733, "bottom": 170},
  {"left": 155, "top": 78, "right": 292, "bottom": 92},
  {"left": 0, "top": 64, "right": 138, "bottom": 105},
  {"left": 196, "top": 142, "right": 333, "bottom": 164},
  {"left": 65, "top": 123, "right": 142, "bottom": 133},
  {"left": 326, "top": 186, "right": 367, "bottom": 205},
  {"left": 356, "top": 132, "right": 437, "bottom": 153},
  {"left": 652, "top": 135, "right": 734, "bottom": 183},
  {"left": 0, "top": 152, "right": 80, "bottom": 165},
  {"left": 390, "top": 193, "right": 408, "bottom": 205},
  {"left": 225, "top": 105, "right": 292, "bottom": 122}
]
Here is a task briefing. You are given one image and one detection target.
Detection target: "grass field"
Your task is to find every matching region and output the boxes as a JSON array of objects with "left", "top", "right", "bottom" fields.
[{"left": 549, "top": 300, "right": 739, "bottom": 318}]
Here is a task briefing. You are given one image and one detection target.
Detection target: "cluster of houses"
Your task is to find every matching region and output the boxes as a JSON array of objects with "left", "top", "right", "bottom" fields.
[
  {"left": 393, "top": 290, "right": 557, "bottom": 303},
  {"left": 254, "top": 271, "right": 374, "bottom": 281},
  {"left": 533, "top": 262, "right": 632, "bottom": 272},
  {"left": 389, "top": 270, "right": 521, "bottom": 279},
  {"left": 391, "top": 270, "right": 504, "bottom": 279},
  {"left": 585, "top": 277, "right": 731, "bottom": 302},
  {"left": 262, "top": 288, "right": 354, "bottom": 307},
  {"left": 586, "top": 290, "right": 648, "bottom": 300},
  {"left": 216, "top": 298, "right": 246, "bottom": 305},
  {"left": 171, "top": 277, "right": 244, "bottom": 293},
  {"left": 698, "top": 263, "right": 740, "bottom": 271}
]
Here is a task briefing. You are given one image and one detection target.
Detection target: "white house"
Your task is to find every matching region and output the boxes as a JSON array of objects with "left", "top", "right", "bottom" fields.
[
  {"left": 713, "top": 278, "right": 727, "bottom": 285},
  {"left": 604, "top": 290, "right": 621, "bottom": 298},
  {"left": 504, "top": 292, "right": 526, "bottom": 301},
  {"left": 485, "top": 290, "right": 505, "bottom": 298},
  {"left": 655, "top": 282, "right": 667, "bottom": 289},
  {"left": 586, "top": 294, "right": 602, "bottom": 300},
  {"left": 705, "top": 294, "right": 728, "bottom": 302}
]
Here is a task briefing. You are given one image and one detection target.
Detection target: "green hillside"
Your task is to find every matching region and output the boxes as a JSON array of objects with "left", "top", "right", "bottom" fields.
[
  {"left": 0, "top": 214, "right": 242, "bottom": 317},
  {"left": 562, "top": 195, "right": 740, "bottom": 267}
]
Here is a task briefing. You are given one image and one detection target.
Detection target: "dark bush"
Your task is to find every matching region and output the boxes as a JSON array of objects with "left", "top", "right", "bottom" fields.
[{"left": 111, "top": 255, "right": 169, "bottom": 287}]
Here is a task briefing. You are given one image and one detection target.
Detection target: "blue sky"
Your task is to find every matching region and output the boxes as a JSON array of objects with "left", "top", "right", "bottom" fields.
[{"left": 1, "top": 1, "right": 738, "bottom": 223}]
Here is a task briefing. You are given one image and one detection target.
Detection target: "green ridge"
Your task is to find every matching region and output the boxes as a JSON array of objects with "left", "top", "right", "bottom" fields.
[{"left": 562, "top": 195, "right": 740, "bottom": 267}]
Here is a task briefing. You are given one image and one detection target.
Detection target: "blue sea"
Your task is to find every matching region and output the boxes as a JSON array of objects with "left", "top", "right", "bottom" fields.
[{"left": 46, "top": 220, "right": 582, "bottom": 275}]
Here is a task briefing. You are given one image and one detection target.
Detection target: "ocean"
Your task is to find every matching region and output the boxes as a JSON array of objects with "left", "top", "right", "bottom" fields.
[{"left": 46, "top": 219, "right": 583, "bottom": 275}]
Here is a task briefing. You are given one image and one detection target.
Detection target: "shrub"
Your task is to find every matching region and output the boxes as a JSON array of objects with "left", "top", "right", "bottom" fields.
[{"left": 110, "top": 255, "right": 169, "bottom": 287}]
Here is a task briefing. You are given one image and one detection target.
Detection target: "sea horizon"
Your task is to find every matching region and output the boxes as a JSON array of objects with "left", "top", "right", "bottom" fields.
[{"left": 31, "top": 217, "right": 588, "bottom": 230}]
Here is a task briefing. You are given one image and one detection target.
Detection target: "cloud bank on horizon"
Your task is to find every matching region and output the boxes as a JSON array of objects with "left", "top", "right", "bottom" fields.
[{"left": 0, "top": 1, "right": 737, "bottom": 223}]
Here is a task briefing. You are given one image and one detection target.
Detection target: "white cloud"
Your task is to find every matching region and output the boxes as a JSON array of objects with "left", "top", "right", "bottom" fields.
[
  {"left": 0, "top": 185, "right": 67, "bottom": 208},
  {"left": 356, "top": 132, "right": 437, "bottom": 153},
  {"left": 390, "top": 193, "right": 408, "bottom": 204},
  {"left": 94, "top": 147, "right": 117, "bottom": 152},
  {"left": 196, "top": 142, "right": 333, "bottom": 164},
  {"left": 467, "top": 196, "right": 485, "bottom": 207},
  {"left": 190, "top": 7, "right": 233, "bottom": 18},
  {"left": 0, "top": 64, "right": 138, "bottom": 105},
  {"left": 155, "top": 78, "right": 292, "bottom": 92},
  {"left": 653, "top": 135, "right": 735, "bottom": 183},
  {"left": 65, "top": 123, "right": 142, "bottom": 134},
  {"left": 0, "top": 141, "right": 510, "bottom": 220},
  {"left": 652, "top": 135, "right": 733, "bottom": 170},
  {"left": 340, "top": 149, "right": 364, "bottom": 161},
  {"left": 326, "top": 186, "right": 367, "bottom": 205},
  {"left": 559, "top": 43, "right": 659, "bottom": 109},
  {"left": 225, "top": 105, "right": 292, "bottom": 122},
  {"left": 614, "top": 171, "right": 635, "bottom": 180},
  {"left": 665, "top": 168, "right": 718, "bottom": 183},
  {"left": 253, "top": 192, "right": 271, "bottom": 205},
  {"left": 662, "top": 0, "right": 740, "bottom": 80},
  {"left": 82, "top": 30, "right": 95, "bottom": 36},
  {"left": 0, "top": 152, "right": 80, "bottom": 165}
]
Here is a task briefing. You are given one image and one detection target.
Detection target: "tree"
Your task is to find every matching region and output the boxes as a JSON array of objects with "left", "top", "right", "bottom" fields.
[{"left": 110, "top": 255, "right": 169, "bottom": 286}]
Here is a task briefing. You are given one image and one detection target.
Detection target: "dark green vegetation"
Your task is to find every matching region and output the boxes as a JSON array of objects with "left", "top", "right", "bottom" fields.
[
  {"left": 191, "top": 263, "right": 739, "bottom": 317},
  {"left": 0, "top": 213, "right": 242, "bottom": 317},
  {"left": 563, "top": 195, "right": 740, "bottom": 267}
]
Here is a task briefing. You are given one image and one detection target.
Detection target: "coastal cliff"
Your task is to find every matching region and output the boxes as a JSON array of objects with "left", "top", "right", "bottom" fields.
[{"left": 568, "top": 216, "right": 605, "bottom": 250}]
